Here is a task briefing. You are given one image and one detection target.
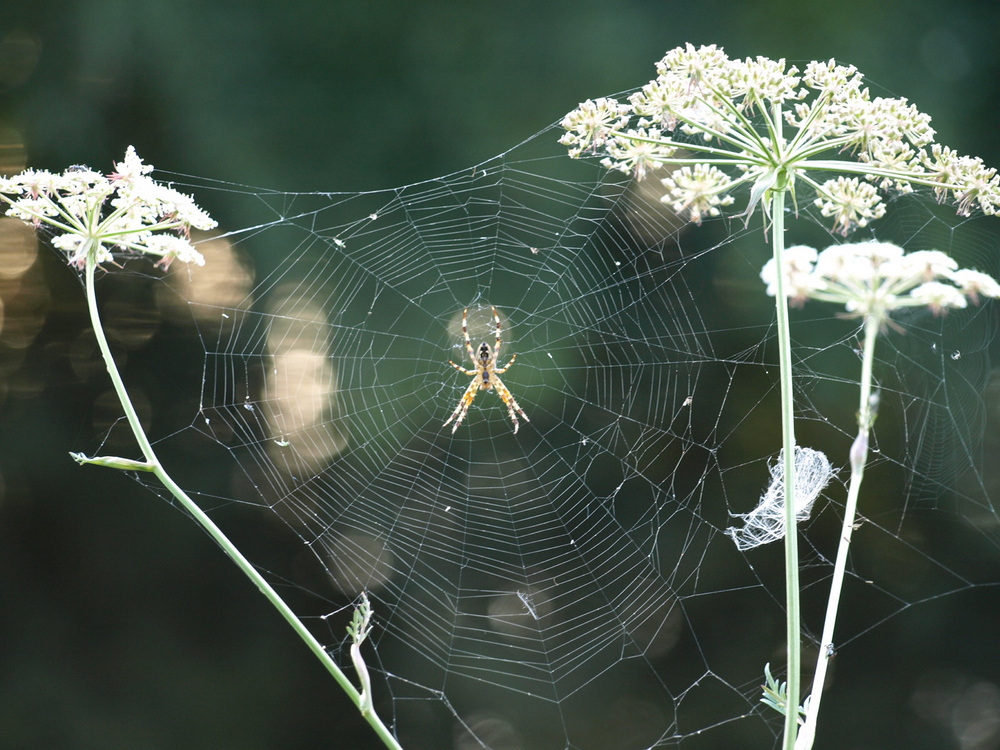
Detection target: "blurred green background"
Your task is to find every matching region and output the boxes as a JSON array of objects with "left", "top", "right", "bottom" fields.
[{"left": 2, "top": 1, "right": 1000, "bottom": 749}]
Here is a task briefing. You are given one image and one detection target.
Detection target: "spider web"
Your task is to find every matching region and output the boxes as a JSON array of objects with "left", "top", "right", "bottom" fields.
[{"left": 140, "top": 118, "right": 999, "bottom": 749}]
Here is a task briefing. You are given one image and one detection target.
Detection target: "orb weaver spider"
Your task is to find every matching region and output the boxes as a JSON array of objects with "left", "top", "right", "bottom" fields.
[{"left": 444, "top": 306, "right": 529, "bottom": 434}]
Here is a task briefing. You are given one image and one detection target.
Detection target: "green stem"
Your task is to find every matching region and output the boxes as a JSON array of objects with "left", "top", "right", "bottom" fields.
[
  {"left": 795, "top": 314, "right": 879, "bottom": 750},
  {"left": 81, "top": 242, "right": 403, "bottom": 750},
  {"left": 769, "top": 186, "right": 801, "bottom": 750}
]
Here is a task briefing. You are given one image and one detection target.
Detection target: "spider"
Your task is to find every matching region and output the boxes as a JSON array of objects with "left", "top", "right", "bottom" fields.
[{"left": 444, "top": 306, "right": 529, "bottom": 434}]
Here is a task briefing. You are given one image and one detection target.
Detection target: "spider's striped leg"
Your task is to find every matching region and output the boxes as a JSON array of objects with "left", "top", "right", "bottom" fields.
[
  {"left": 448, "top": 360, "right": 477, "bottom": 376},
  {"left": 444, "top": 378, "right": 481, "bottom": 432},
  {"left": 492, "top": 306, "right": 502, "bottom": 361},
  {"left": 494, "top": 353, "right": 517, "bottom": 374},
  {"left": 492, "top": 375, "right": 529, "bottom": 434},
  {"left": 461, "top": 308, "right": 475, "bottom": 364}
]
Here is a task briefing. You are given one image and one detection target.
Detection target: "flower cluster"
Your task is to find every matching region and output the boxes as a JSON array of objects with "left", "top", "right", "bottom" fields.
[
  {"left": 760, "top": 240, "right": 1000, "bottom": 318},
  {"left": 560, "top": 43, "right": 1000, "bottom": 233},
  {"left": 0, "top": 147, "right": 216, "bottom": 269}
]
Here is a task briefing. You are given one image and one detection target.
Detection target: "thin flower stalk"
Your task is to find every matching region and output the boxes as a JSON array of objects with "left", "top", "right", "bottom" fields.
[{"left": 770, "top": 189, "right": 804, "bottom": 750}]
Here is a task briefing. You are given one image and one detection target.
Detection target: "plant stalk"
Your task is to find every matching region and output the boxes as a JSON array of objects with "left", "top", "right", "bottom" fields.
[
  {"left": 795, "top": 314, "right": 879, "bottom": 750},
  {"left": 768, "top": 187, "right": 801, "bottom": 750}
]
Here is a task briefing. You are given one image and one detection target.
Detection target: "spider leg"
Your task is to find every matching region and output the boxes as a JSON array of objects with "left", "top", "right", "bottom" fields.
[
  {"left": 491, "top": 374, "right": 529, "bottom": 434},
  {"left": 492, "top": 306, "right": 502, "bottom": 362},
  {"left": 444, "top": 378, "right": 481, "bottom": 432},
  {"left": 493, "top": 352, "right": 517, "bottom": 374},
  {"left": 461, "top": 308, "right": 476, "bottom": 364},
  {"left": 448, "top": 360, "right": 477, "bottom": 376}
]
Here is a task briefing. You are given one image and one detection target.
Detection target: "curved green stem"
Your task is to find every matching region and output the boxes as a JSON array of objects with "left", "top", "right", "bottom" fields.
[
  {"left": 81, "top": 241, "right": 403, "bottom": 750},
  {"left": 795, "top": 314, "right": 879, "bottom": 750}
]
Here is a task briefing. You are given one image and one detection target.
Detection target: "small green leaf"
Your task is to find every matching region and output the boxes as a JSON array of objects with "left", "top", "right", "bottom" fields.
[
  {"left": 760, "top": 663, "right": 807, "bottom": 723},
  {"left": 70, "top": 452, "right": 157, "bottom": 472}
]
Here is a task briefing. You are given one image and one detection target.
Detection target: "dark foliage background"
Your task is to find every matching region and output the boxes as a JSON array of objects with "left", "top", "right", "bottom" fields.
[{"left": 1, "top": 2, "right": 999, "bottom": 749}]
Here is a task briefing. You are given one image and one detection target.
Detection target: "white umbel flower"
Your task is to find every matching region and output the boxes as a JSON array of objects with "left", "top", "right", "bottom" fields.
[{"left": 0, "top": 147, "right": 216, "bottom": 270}]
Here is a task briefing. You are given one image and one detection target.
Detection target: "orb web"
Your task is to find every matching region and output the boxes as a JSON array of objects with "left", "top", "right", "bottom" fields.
[{"left": 140, "top": 116, "right": 999, "bottom": 749}]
